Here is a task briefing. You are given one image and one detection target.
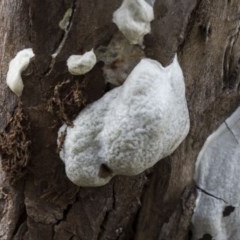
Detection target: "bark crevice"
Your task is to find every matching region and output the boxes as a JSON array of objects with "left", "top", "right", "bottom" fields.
[{"left": 44, "top": 0, "right": 77, "bottom": 76}]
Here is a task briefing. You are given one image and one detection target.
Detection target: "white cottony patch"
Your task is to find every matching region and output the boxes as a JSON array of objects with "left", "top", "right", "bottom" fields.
[
  {"left": 192, "top": 107, "right": 240, "bottom": 240},
  {"left": 67, "top": 50, "right": 97, "bottom": 75},
  {"left": 113, "top": 0, "right": 154, "bottom": 45},
  {"left": 58, "top": 55, "right": 190, "bottom": 187},
  {"left": 6, "top": 48, "right": 35, "bottom": 97}
]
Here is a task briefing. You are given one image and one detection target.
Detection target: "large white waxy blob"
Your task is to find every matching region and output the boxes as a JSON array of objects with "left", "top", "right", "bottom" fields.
[
  {"left": 6, "top": 48, "right": 35, "bottom": 97},
  {"left": 67, "top": 49, "right": 97, "bottom": 75},
  {"left": 58, "top": 56, "right": 190, "bottom": 187},
  {"left": 192, "top": 107, "right": 240, "bottom": 240},
  {"left": 112, "top": 0, "right": 154, "bottom": 45}
]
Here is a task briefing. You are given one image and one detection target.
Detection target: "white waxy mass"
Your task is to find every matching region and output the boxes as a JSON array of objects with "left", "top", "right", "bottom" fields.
[
  {"left": 58, "top": 56, "right": 190, "bottom": 187},
  {"left": 112, "top": 0, "right": 154, "bottom": 45},
  {"left": 192, "top": 107, "right": 240, "bottom": 240},
  {"left": 6, "top": 48, "right": 35, "bottom": 97},
  {"left": 67, "top": 49, "right": 97, "bottom": 75}
]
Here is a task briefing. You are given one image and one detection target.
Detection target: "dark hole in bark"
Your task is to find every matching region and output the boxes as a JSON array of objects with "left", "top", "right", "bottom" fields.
[
  {"left": 223, "top": 205, "right": 235, "bottom": 217},
  {"left": 198, "top": 233, "right": 212, "bottom": 240},
  {"left": 98, "top": 164, "right": 113, "bottom": 178},
  {"left": 143, "top": 33, "right": 157, "bottom": 60},
  {"left": 105, "top": 82, "right": 115, "bottom": 92},
  {"left": 187, "top": 230, "right": 193, "bottom": 240},
  {"left": 199, "top": 24, "right": 212, "bottom": 38}
]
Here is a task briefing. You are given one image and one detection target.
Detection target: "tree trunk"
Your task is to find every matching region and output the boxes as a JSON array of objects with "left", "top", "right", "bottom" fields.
[{"left": 0, "top": 0, "right": 239, "bottom": 239}]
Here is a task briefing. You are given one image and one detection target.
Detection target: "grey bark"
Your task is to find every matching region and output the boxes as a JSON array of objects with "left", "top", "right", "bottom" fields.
[{"left": 0, "top": 0, "right": 239, "bottom": 240}]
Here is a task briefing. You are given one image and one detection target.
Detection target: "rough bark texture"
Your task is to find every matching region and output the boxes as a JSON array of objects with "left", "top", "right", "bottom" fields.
[{"left": 0, "top": 0, "right": 240, "bottom": 240}]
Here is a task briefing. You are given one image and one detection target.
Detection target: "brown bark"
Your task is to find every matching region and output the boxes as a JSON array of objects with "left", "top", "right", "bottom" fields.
[{"left": 0, "top": 0, "right": 240, "bottom": 240}]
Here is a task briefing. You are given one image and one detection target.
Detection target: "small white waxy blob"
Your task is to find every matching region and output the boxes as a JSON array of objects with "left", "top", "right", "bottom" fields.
[
  {"left": 67, "top": 50, "right": 97, "bottom": 75},
  {"left": 6, "top": 48, "right": 35, "bottom": 97},
  {"left": 58, "top": 55, "right": 190, "bottom": 187},
  {"left": 112, "top": 0, "right": 154, "bottom": 45},
  {"left": 59, "top": 8, "right": 73, "bottom": 30},
  {"left": 192, "top": 107, "right": 240, "bottom": 240}
]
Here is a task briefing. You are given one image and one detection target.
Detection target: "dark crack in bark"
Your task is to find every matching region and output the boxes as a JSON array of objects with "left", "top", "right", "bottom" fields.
[
  {"left": 178, "top": 0, "right": 203, "bottom": 52},
  {"left": 53, "top": 193, "right": 79, "bottom": 239},
  {"left": 45, "top": 0, "right": 77, "bottom": 76},
  {"left": 223, "top": 23, "right": 240, "bottom": 90},
  {"left": 12, "top": 205, "right": 27, "bottom": 239},
  {"left": 97, "top": 183, "right": 116, "bottom": 240}
]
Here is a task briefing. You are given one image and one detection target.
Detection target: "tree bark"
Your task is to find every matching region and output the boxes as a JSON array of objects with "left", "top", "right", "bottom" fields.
[{"left": 0, "top": 0, "right": 240, "bottom": 240}]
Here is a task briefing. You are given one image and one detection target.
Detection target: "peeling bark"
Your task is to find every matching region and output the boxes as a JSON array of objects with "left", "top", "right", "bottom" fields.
[{"left": 0, "top": 1, "right": 240, "bottom": 240}]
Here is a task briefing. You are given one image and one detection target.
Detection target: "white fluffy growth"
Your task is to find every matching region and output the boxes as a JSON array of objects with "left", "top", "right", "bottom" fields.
[
  {"left": 67, "top": 49, "right": 97, "bottom": 75},
  {"left": 58, "top": 56, "right": 190, "bottom": 187},
  {"left": 112, "top": 0, "right": 154, "bottom": 45},
  {"left": 192, "top": 107, "right": 240, "bottom": 240},
  {"left": 6, "top": 48, "right": 35, "bottom": 97}
]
